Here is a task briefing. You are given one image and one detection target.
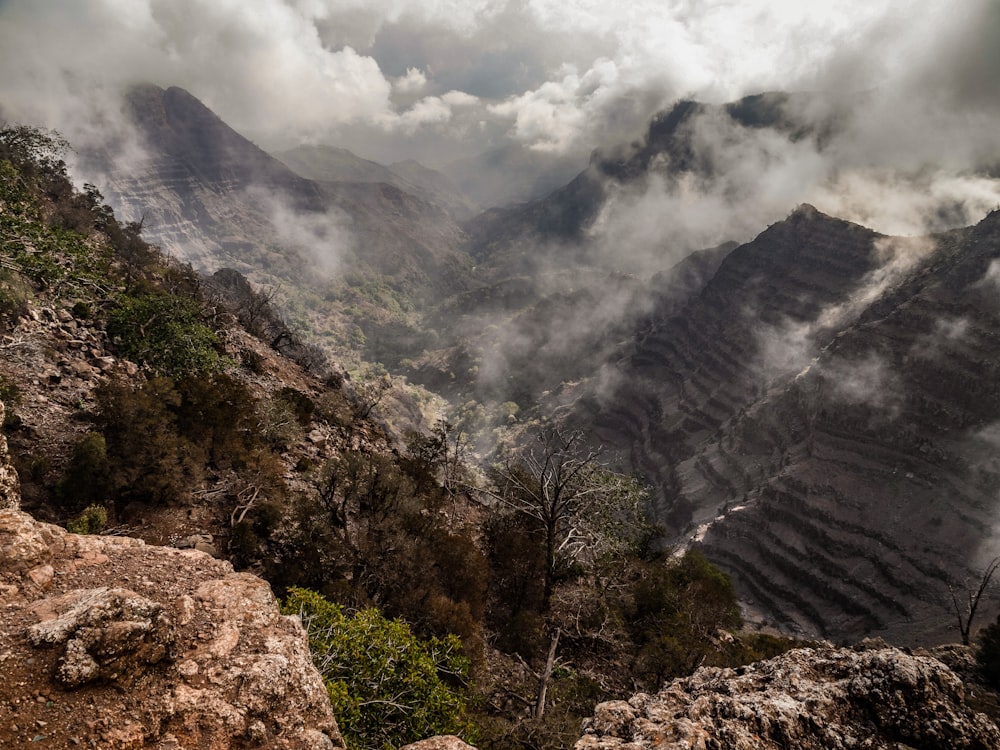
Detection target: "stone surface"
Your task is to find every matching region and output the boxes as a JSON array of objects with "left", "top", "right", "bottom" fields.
[
  {"left": 576, "top": 644, "right": 1000, "bottom": 749},
  {"left": 400, "top": 736, "right": 478, "bottom": 750},
  {"left": 0, "top": 401, "right": 20, "bottom": 510},
  {"left": 0, "top": 509, "right": 343, "bottom": 749}
]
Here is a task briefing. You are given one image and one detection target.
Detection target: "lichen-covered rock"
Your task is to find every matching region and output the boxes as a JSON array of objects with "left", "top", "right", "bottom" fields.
[
  {"left": 27, "top": 587, "right": 172, "bottom": 687},
  {"left": 0, "top": 509, "right": 343, "bottom": 749},
  {"left": 0, "top": 401, "right": 19, "bottom": 509},
  {"left": 576, "top": 645, "right": 1000, "bottom": 749}
]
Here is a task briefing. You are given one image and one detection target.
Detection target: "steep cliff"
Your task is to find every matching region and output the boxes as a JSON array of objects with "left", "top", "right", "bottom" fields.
[{"left": 573, "top": 205, "right": 1000, "bottom": 643}]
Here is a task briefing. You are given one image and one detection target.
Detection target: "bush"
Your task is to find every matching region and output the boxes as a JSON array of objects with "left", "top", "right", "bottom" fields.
[
  {"left": 108, "top": 293, "right": 222, "bottom": 378},
  {"left": 629, "top": 550, "right": 743, "bottom": 684},
  {"left": 94, "top": 377, "right": 204, "bottom": 505},
  {"left": 66, "top": 504, "right": 108, "bottom": 534},
  {"left": 0, "top": 270, "right": 30, "bottom": 329},
  {"left": 57, "top": 432, "right": 111, "bottom": 510},
  {"left": 283, "top": 587, "right": 475, "bottom": 750}
]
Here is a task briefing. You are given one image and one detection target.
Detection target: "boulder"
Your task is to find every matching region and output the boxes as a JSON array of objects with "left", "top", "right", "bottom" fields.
[
  {"left": 576, "top": 645, "right": 1000, "bottom": 749},
  {"left": 401, "top": 737, "right": 478, "bottom": 750},
  {"left": 0, "top": 510, "right": 344, "bottom": 749}
]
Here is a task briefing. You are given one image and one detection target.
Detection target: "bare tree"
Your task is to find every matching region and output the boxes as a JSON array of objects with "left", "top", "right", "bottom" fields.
[
  {"left": 489, "top": 425, "right": 603, "bottom": 609},
  {"left": 950, "top": 556, "right": 1000, "bottom": 646}
]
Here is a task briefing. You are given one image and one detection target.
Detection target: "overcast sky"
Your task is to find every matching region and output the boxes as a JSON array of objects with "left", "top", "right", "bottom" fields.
[
  {"left": 3, "top": 0, "right": 1000, "bottom": 235},
  {"left": 0, "top": 0, "right": 996, "bottom": 165}
]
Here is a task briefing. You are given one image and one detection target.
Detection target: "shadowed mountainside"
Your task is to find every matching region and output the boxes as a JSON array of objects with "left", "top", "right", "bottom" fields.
[{"left": 573, "top": 205, "right": 1000, "bottom": 643}]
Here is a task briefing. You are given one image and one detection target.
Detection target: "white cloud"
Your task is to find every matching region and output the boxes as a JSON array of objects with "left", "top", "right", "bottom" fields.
[
  {"left": 394, "top": 67, "right": 428, "bottom": 94},
  {"left": 3, "top": 0, "right": 1000, "bottom": 215}
]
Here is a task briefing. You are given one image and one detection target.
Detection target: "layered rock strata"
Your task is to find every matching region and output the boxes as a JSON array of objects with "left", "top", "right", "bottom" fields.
[{"left": 580, "top": 206, "right": 1000, "bottom": 642}]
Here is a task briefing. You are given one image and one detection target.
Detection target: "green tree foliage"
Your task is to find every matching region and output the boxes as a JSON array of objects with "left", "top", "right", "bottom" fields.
[
  {"left": 108, "top": 293, "right": 222, "bottom": 378},
  {"left": 283, "top": 587, "right": 475, "bottom": 750},
  {"left": 88, "top": 373, "right": 263, "bottom": 508},
  {"left": 66, "top": 504, "right": 108, "bottom": 535},
  {"left": 0, "top": 125, "right": 68, "bottom": 168},
  {"left": 629, "top": 549, "right": 743, "bottom": 683}
]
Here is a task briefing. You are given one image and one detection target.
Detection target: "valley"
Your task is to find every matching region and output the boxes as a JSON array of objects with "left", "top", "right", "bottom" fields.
[{"left": 75, "top": 84, "right": 1000, "bottom": 647}]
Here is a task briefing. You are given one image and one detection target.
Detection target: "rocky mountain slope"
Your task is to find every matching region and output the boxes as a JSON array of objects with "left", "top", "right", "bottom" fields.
[
  {"left": 572, "top": 204, "right": 1000, "bottom": 643},
  {"left": 576, "top": 642, "right": 1000, "bottom": 749},
  {"left": 97, "top": 85, "right": 470, "bottom": 289},
  {"left": 277, "top": 144, "right": 479, "bottom": 221}
]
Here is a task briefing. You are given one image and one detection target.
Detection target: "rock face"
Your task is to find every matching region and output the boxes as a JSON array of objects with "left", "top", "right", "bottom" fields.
[
  {"left": 0, "top": 509, "right": 343, "bottom": 749},
  {"left": 0, "top": 402, "right": 19, "bottom": 510},
  {"left": 400, "top": 736, "right": 478, "bottom": 750},
  {"left": 576, "top": 645, "right": 1000, "bottom": 749}
]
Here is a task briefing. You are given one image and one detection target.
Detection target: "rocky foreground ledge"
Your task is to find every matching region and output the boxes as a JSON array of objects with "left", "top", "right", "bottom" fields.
[
  {"left": 576, "top": 643, "right": 1000, "bottom": 749},
  {"left": 0, "top": 509, "right": 343, "bottom": 749},
  {"left": 3, "top": 499, "right": 998, "bottom": 750}
]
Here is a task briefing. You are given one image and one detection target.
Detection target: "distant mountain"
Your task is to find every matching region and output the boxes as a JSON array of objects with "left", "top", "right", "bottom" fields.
[
  {"left": 388, "top": 159, "right": 480, "bottom": 220},
  {"left": 84, "top": 85, "right": 472, "bottom": 301},
  {"left": 442, "top": 142, "right": 584, "bottom": 210},
  {"left": 462, "top": 92, "right": 845, "bottom": 278},
  {"left": 278, "top": 144, "right": 479, "bottom": 220}
]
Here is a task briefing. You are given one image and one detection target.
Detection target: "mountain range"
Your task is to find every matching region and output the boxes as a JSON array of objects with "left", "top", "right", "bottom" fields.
[{"left": 79, "top": 83, "right": 1000, "bottom": 646}]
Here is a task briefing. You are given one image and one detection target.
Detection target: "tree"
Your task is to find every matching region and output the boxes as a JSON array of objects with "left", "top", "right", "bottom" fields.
[
  {"left": 108, "top": 292, "right": 222, "bottom": 378},
  {"left": 0, "top": 124, "right": 69, "bottom": 178},
  {"left": 950, "top": 556, "right": 1000, "bottom": 646},
  {"left": 488, "top": 424, "right": 648, "bottom": 609}
]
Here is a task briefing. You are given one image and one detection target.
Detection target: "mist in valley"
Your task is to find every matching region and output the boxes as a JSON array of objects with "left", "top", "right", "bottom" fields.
[{"left": 6, "top": 0, "right": 1000, "bottom": 646}]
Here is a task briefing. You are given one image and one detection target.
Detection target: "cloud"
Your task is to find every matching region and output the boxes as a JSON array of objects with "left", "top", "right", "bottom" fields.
[
  {"left": 822, "top": 353, "right": 902, "bottom": 415},
  {"left": 754, "top": 236, "right": 935, "bottom": 382},
  {"left": 393, "top": 67, "right": 428, "bottom": 95},
  {"left": 244, "top": 186, "right": 354, "bottom": 277},
  {"left": 3, "top": 0, "right": 1000, "bottom": 222}
]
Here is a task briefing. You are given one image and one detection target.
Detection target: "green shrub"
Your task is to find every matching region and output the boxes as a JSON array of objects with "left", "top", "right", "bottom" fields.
[
  {"left": 0, "top": 270, "right": 30, "bottom": 329},
  {"left": 629, "top": 550, "right": 743, "bottom": 684},
  {"left": 108, "top": 293, "right": 221, "bottom": 378},
  {"left": 57, "top": 432, "right": 111, "bottom": 509},
  {"left": 66, "top": 504, "right": 108, "bottom": 534},
  {"left": 283, "top": 587, "right": 475, "bottom": 750},
  {"left": 94, "top": 377, "right": 204, "bottom": 505}
]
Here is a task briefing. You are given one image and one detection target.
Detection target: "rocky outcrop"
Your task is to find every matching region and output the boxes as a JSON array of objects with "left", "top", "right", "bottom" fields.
[
  {"left": 0, "top": 509, "right": 343, "bottom": 749},
  {"left": 576, "top": 645, "right": 1000, "bottom": 749},
  {"left": 0, "top": 402, "right": 19, "bottom": 510}
]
